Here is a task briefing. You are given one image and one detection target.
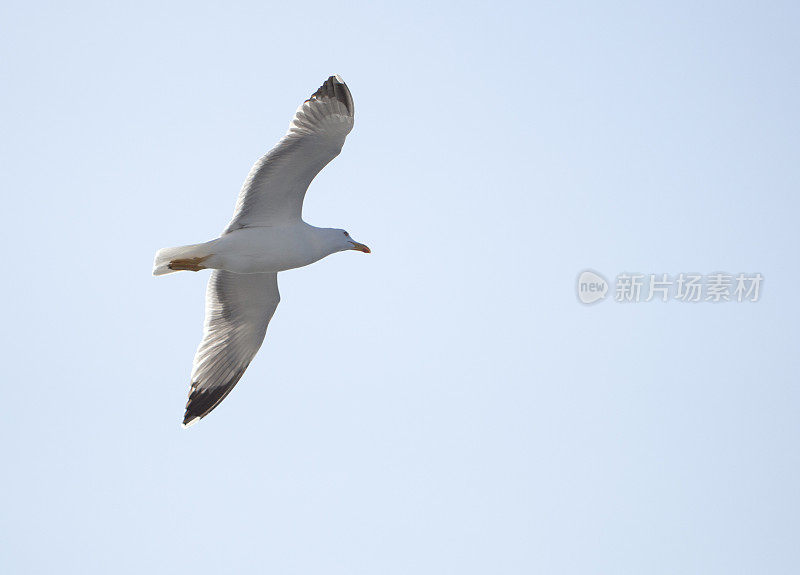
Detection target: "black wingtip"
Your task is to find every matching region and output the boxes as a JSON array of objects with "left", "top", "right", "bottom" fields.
[
  {"left": 182, "top": 414, "right": 201, "bottom": 428},
  {"left": 182, "top": 369, "right": 247, "bottom": 427},
  {"left": 307, "top": 74, "right": 354, "bottom": 115}
]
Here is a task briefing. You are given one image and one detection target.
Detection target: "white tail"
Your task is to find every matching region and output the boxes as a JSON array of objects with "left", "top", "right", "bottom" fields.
[{"left": 152, "top": 240, "right": 217, "bottom": 276}]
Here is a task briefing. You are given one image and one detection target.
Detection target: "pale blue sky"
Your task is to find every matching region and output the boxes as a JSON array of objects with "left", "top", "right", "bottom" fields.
[{"left": 2, "top": 1, "right": 799, "bottom": 573}]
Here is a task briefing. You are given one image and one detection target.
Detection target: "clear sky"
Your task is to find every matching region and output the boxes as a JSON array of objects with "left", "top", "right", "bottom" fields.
[{"left": 2, "top": 1, "right": 799, "bottom": 573}]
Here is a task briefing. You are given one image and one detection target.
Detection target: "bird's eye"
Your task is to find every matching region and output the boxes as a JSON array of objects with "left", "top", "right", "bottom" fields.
[{"left": 344, "top": 231, "right": 349, "bottom": 237}]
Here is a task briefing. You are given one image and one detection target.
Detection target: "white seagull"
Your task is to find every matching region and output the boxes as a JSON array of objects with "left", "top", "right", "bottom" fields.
[{"left": 153, "top": 75, "right": 369, "bottom": 427}]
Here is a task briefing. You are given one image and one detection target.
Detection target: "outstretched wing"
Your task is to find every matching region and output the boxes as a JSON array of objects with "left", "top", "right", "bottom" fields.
[
  {"left": 183, "top": 270, "right": 280, "bottom": 427},
  {"left": 224, "top": 75, "right": 355, "bottom": 232}
]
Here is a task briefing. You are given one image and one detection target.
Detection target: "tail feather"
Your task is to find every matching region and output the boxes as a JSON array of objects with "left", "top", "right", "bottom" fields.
[{"left": 153, "top": 241, "right": 216, "bottom": 276}]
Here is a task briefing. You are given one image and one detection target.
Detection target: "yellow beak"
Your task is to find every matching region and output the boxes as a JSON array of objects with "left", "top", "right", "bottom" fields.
[{"left": 349, "top": 241, "right": 371, "bottom": 253}]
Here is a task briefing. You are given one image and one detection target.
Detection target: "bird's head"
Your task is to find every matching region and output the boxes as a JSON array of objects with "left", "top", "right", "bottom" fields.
[{"left": 326, "top": 228, "right": 371, "bottom": 254}]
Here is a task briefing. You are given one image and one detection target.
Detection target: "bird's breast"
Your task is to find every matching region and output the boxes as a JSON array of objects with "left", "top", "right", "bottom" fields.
[{"left": 212, "top": 226, "right": 319, "bottom": 274}]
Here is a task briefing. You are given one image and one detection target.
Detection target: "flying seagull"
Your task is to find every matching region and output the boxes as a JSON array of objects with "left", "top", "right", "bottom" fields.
[{"left": 153, "top": 75, "right": 369, "bottom": 427}]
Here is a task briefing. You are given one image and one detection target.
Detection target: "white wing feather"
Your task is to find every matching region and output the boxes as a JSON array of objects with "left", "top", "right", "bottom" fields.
[
  {"left": 182, "top": 270, "right": 280, "bottom": 426},
  {"left": 224, "top": 75, "right": 355, "bottom": 231}
]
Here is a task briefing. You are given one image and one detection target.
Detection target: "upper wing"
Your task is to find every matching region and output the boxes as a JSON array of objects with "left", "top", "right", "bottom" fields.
[
  {"left": 224, "top": 75, "right": 355, "bottom": 232},
  {"left": 183, "top": 270, "right": 280, "bottom": 426}
]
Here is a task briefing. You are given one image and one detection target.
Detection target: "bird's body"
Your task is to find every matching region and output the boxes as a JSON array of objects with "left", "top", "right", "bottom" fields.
[
  {"left": 212, "top": 224, "right": 339, "bottom": 273},
  {"left": 163, "top": 224, "right": 356, "bottom": 275},
  {"left": 153, "top": 75, "right": 369, "bottom": 427}
]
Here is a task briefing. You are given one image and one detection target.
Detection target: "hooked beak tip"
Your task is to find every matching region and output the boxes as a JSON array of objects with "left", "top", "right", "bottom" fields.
[{"left": 350, "top": 241, "right": 371, "bottom": 254}]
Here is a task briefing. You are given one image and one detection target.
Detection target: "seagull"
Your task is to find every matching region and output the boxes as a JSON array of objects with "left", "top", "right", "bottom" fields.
[{"left": 153, "top": 75, "right": 369, "bottom": 428}]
